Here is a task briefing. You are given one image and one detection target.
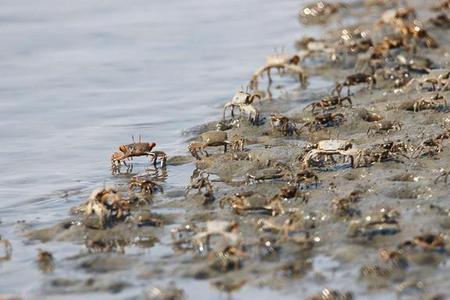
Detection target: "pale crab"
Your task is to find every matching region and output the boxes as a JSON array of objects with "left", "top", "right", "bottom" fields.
[
  {"left": 188, "top": 130, "right": 229, "bottom": 160},
  {"left": 249, "top": 53, "right": 307, "bottom": 90},
  {"left": 302, "top": 139, "right": 359, "bottom": 168},
  {"left": 82, "top": 187, "right": 130, "bottom": 228},
  {"left": 0, "top": 236, "right": 12, "bottom": 261},
  {"left": 400, "top": 93, "right": 448, "bottom": 112},
  {"left": 223, "top": 89, "right": 262, "bottom": 119}
]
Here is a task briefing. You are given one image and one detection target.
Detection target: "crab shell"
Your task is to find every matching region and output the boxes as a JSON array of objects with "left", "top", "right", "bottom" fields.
[
  {"left": 316, "top": 139, "right": 352, "bottom": 151},
  {"left": 201, "top": 131, "right": 228, "bottom": 144}
]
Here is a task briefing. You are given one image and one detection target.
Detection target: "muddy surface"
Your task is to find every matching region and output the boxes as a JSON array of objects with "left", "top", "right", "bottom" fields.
[{"left": 1, "top": 0, "right": 450, "bottom": 299}]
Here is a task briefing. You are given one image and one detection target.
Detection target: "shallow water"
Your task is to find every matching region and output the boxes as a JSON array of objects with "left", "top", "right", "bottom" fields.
[{"left": 0, "top": 0, "right": 323, "bottom": 297}]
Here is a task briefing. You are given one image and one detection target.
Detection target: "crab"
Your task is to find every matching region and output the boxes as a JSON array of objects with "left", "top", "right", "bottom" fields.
[
  {"left": 331, "top": 191, "right": 362, "bottom": 218},
  {"left": 299, "top": 1, "right": 348, "bottom": 24},
  {"left": 435, "top": 169, "right": 450, "bottom": 184},
  {"left": 291, "top": 169, "right": 319, "bottom": 188},
  {"left": 0, "top": 236, "right": 12, "bottom": 261},
  {"left": 398, "top": 233, "right": 446, "bottom": 252},
  {"left": 396, "top": 20, "right": 439, "bottom": 49},
  {"left": 223, "top": 89, "right": 261, "bottom": 119},
  {"left": 348, "top": 208, "right": 401, "bottom": 239},
  {"left": 219, "top": 192, "right": 284, "bottom": 216},
  {"left": 296, "top": 37, "right": 341, "bottom": 62},
  {"left": 358, "top": 108, "right": 384, "bottom": 122},
  {"left": 309, "top": 289, "right": 353, "bottom": 300},
  {"left": 185, "top": 171, "right": 213, "bottom": 195},
  {"left": 111, "top": 137, "right": 158, "bottom": 170},
  {"left": 246, "top": 163, "right": 291, "bottom": 184},
  {"left": 302, "top": 139, "right": 359, "bottom": 168},
  {"left": 378, "top": 248, "right": 409, "bottom": 269},
  {"left": 400, "top": 94, "right": 448, "bottom": 112},
  {"left": 414, "top": 130, "right": 449, "bottom": 157},
  {"left": 354, "top": 140, "right": 410, "bottom": 166},
  {"left": 429, "top": 13, "right": 450, "bottom": 28},
  {"left": 129, "top": 176, "right": 164, "bottom": 194},
  {"left": 412, "top": 70, "right": 450, "bottom": 92},
  {"left": 367, "top": 120, "right": 402, "bottom": 136},
  {"left": 148, "top": 151, "right": 167, "bottom": 168},
  {"left": 188, "top": 130, "right": 229, "bottom": 160},
  {"left": 376, "top": 7, "right": 417, "bottom": 28},
  {"left": 300, "top": 112, "right": 346, "bottom": 131},
  {"left": 82, "top": 187, "right": 130, "bottom": 228},
  {"left": 249, "top": 53, "right": 307, "bottom": 90},
  {"left": 432, "top": 0, "right": 450, "bottom": 11},
  {"left": 303, "top": 95, "right": 352, "bottom": 113},
  {"left": 333, "top": 73, "right": 376, "bottom": 96},
  {"left": 208, "top": 245, "right": 247, "bottom": 272},
  {"left": 36, "top": 249, "right": 54, "bottom": 273},
  {"left": 270, "top": 114, "right": 301, "bottom": 136}
]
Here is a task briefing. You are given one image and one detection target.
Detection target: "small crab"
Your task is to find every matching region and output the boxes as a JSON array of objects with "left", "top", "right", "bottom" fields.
[
  {"left": 358, "top": 108, "right": 384, "bottom": 122},
  {"left": 111, "top": 136, "right": 158, "bottom": 170},
  {"left": 402, "top": 20, "right": 439, "bottom": 49},
  {"left": 400, "top": 93, "right": 448, "bottom": 112},
  {"left": 432, "top": 0, "right": 450, "bottom": 11},
  {"left": 399, "top": 233, "right": 446, "bottom": 252},
  {"left": 82, "top": 187, "right": 130, "bottom": 228},
  {"left": 414, "top": 70, "right": 450, "bottom": 92},
  {"left": 333, "top": 73, "right": 376, "bottom": 96},
  {"left": 303, "top": 95, "right": 352, "bottom": 113},
  {"left": 414, "top": 130, "right": 449, "bottom": 158},
  {"left": 208, "top": 245, "right": 247, "bottom": 272},
  {"left": 309, "top": 289, "right": 354, "bottom": 300},
  {"left": 270, "top": 114, "right": 301, "bottom": 136},
  {"left": 185, "top": 171, "right": 213, "bottom": 195},
  {"left": 376, "top": 7, "right": 417, "bottom": 28},
  {"left": 291, "top": 168, "right": 319, "bottom": 188},
  {"left": 299, "top": 1, "right": 348, "bottom": 24},
  {"left": 354, "top": 140, "right": 409, "bottom": 166},
  {"left": 246, "top": 162, "right": 291, "bottom": 184},
  {"left": 331, "top": 191, "right": 362, "bottom": 218},
  {"left": 219, "top": 192, "right": 284, "bottom": 216},
  {"left": 36, "top": 249, "right": 55, "bottom": 273},
  {"left": 301, "top": 112, "right": 346, "bottom": 131},
  {"left": 378, "top": 248, "right": 409, "bottom": 269},
  {"left": 429, "top": 13, "right": 450, "bottom": 28},
  {"left": 302, "top": 139, "right": 358, "bottom": 168},
  {"left": 188, "top": 130, "right": 229, "bottom": 160},
  {"left": 435, "top": 169, "right": 450, "bottom": 184},
  {"left": 348, "top": 208, "right": 400, "bottom": 239},
  {"left": 129, "top": 176, "right": 163, "bottom": 194},
  {"left": 148, "top": 150, "right": 167, "bottom": 168},
  {"left": 223, "top": 89, "right": 261, "bottom": 119},
  {"left": 0, "top": 236, "right": 12, "bottom": 261},
  {"left": 249, "top": 53, "right": 307, "bottom": 90},
  {"left": 367, "top": 120, "right": 402, "bottom": 136}
]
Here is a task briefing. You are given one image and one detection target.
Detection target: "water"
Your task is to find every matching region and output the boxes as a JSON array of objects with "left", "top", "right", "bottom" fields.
[{"left": 0, "top": 0, "right": 312, "bottom": 296}]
